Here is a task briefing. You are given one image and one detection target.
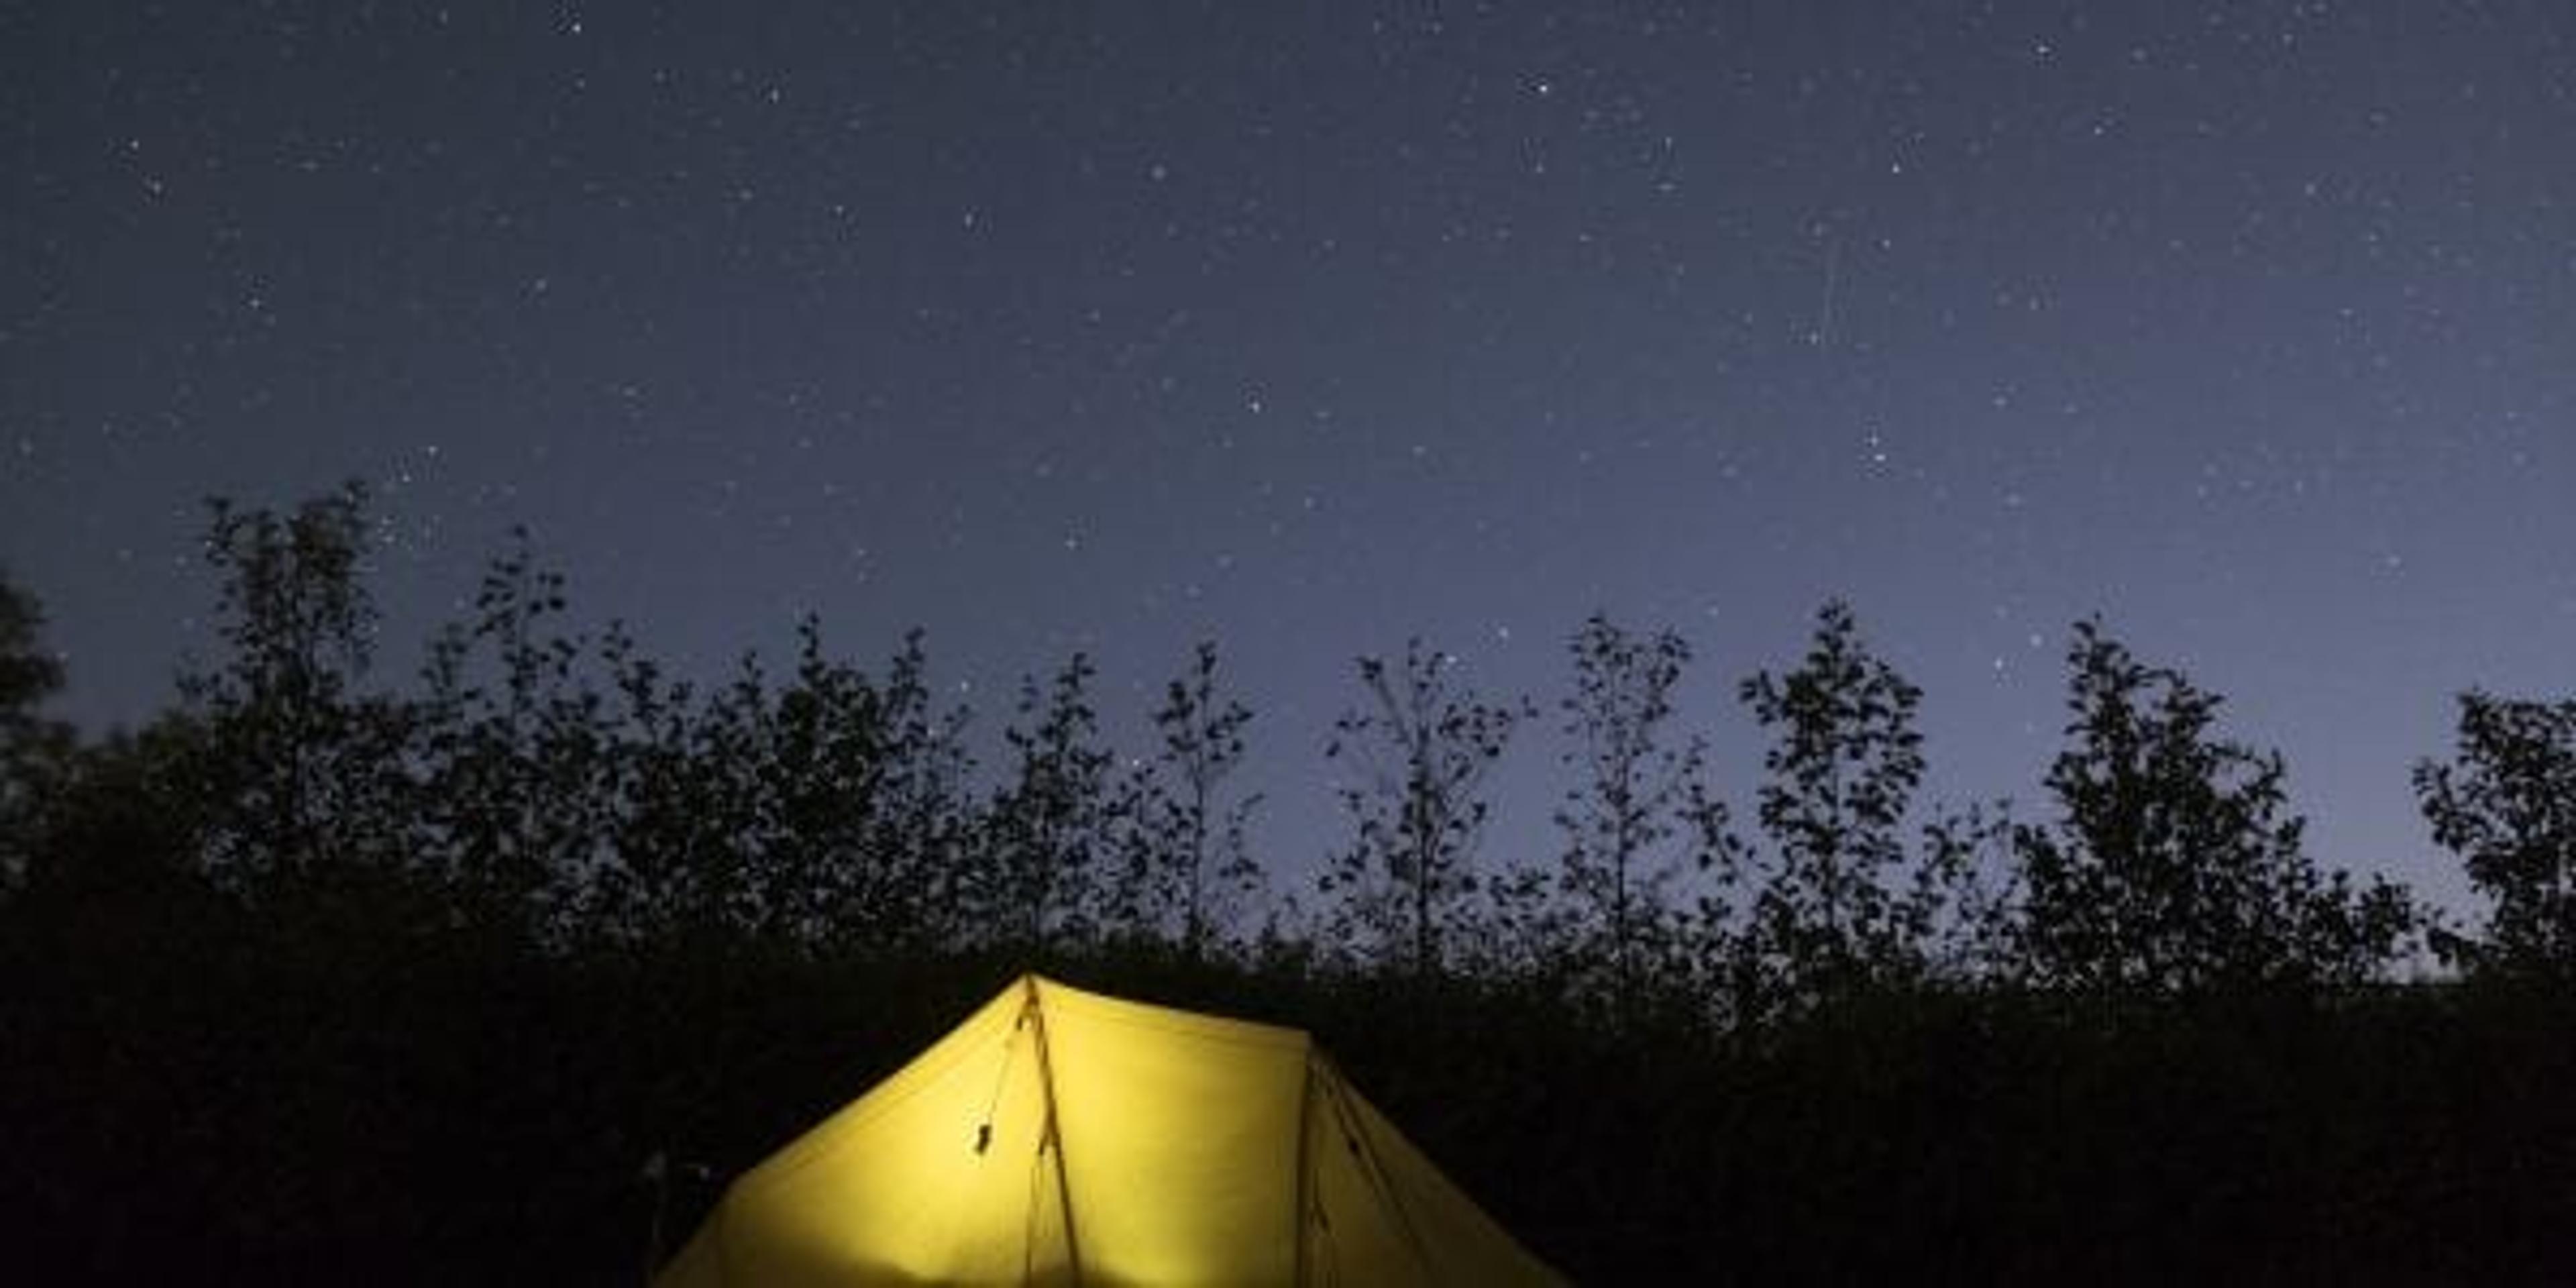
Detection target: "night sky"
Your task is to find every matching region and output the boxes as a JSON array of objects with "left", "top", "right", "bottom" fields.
[{"left": 7, "top": 2, "right": 2571, "bottom": 912}]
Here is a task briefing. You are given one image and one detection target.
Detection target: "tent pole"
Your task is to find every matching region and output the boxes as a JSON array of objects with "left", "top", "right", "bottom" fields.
[
  {"left": 1023, "top": 976, "right": 1085, "bottom": 1285},
  {"left": 1293, "top": 1051, "right": 1317, "bottom": 1287},
  {"left": 1319, "top": 1057, "right": 1439, "bottom": 1276}
]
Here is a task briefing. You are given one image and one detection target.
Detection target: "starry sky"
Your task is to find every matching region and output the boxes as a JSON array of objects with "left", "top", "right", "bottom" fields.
[{"left": 7, "top": 2, "right": 2571, "bottom": 912}]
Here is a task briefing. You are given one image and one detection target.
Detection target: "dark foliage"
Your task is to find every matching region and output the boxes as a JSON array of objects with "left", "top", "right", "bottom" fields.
[
  {"left": 0, "top": 572, "right": 73, "bottom": 893},
  {"left": 3, "top": 492, "right": 2569, "bottom": 1283},
  {"left": 2015, "top": 621, "right": 2422, "bottom": 994},
  {"left": 1728, "top": 601, "right": 1976, "bottom": 1018},
  {"left": 1550, "top": 612, "right": 1730, "bottom": 1019},
  {"left": 980, "top": 653, "right": 1120, "bottom": 956},
  {"left": 1320, "top": 638, "right": 1529, "bottom": 979},
  {"left": 1119, "top": 640, "right": 1265, "bottom": 961},
  {"left": 2418, "top": 690, "right": 2576, "bottom": 973}
]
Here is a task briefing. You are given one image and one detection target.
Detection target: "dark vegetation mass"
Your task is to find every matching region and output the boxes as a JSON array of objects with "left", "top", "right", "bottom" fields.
[{"left": 5, "top": 485, "right": 2575, "bottom": 1283}]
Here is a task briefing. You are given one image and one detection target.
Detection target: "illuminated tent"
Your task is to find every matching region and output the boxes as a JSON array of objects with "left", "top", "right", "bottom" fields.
[{"left": 655, "top": 975, "right": 1564, "bottom": 1287}]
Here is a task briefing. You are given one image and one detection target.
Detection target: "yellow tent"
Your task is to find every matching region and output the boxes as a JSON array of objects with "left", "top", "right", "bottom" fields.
[{"left": 656, "top": 974, "right": 1565, "bottom": 1287}]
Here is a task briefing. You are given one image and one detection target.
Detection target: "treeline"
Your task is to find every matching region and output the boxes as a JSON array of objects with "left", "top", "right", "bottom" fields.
[{"left": 4, "top": 485, "right": 2574, "bottom": 1282}]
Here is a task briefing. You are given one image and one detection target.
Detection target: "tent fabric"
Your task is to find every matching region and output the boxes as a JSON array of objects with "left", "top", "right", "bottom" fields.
[{"left": 657, "top": 975, "right": 1564, "bottom": 1287}]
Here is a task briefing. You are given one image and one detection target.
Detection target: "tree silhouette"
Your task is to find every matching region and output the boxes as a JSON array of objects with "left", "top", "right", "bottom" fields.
[
  {"left": 414, "top": 529, "right": 606, "bottom": 941},
  {"left": 984, "top": 653, "right": 1119, "bottom": 955},
  {"left": 755, "top": 616, "right": 896, "bottom": 951},
  {"left": 0, "top": 573, "right": 62, "bottom": 721},
  {"left": 1119, "top": 641, "right": 1263, "bottom": 961},
  {"left": 869, "top": 630, "right": 979, "bottom": 949},
  {"left": 2416, "top": 690, "right": 2576, "bottom": 973},
  {"left": 28, "top": 486, "right": 2576, "bottom": 1283},
  {"left": 1552, "top": 612, "right": 1728, "bottom": 1015},
  {"left": 586, "top": 621, "right": 705, "bottom": 943},
  {"left": 0, "top": 573, "right": 71, "bottom": 895},
  {"left": 1322, "top": 639, "right": 1527, "bottom": 978},
  {"left": 179, "top": 483, "right": 416, "bottom": 894},
  {"left": 1728, "top": 602, "right": 1957, "bottom": 1015},
  {"left": 2015, "top": 620, "right": 2417, "bottom": 994}
]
